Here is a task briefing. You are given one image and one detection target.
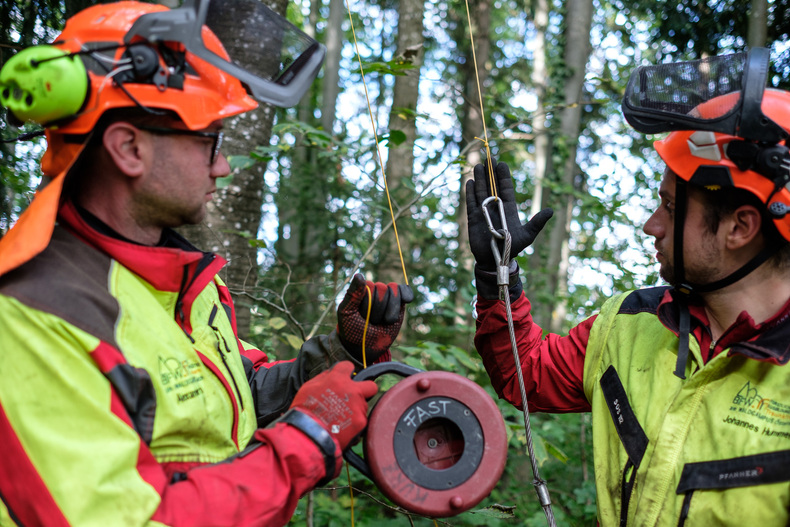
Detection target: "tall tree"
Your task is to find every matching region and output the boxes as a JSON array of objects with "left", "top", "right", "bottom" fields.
[
  {"left": 543, "top": 0, "right": 593, "bottom": 333},
  {"left": 178, "top": 0, "right": 285, "bottom": 340},
  {"left": 747, "top": 0, "right": 769, "bottom": 48},
  {"left": 376, "top": 0, "right": 425, "bottom": 286},
  {"left": 525, "top": 0, "right": 555, "bottom": 329},
  {"left": 455, "top": 0, "right": 492, "bottom": 323}
]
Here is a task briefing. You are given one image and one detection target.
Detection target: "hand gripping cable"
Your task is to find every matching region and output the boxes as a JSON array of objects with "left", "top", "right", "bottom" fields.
[{"left": 481, "top": 195, "right": 557, "bottom": 527}]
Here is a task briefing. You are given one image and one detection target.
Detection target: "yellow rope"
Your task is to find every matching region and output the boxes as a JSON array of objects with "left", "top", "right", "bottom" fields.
[
  {"left": 464, "top": 0, "right": 498, "bottom": 199},
  {"left": 361, "top": 285, "right": 372, "bottom": 369},
  {"left": 346, "top": 462, "right": 355, "bottom": 526},
  {"left": 343, "top": 0, "right": 409, "bottom": 285}
]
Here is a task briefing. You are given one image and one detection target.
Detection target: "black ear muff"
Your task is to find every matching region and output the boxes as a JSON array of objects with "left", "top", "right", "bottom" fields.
[
  {"left": 116, "top": 45, "right": 168, "bottom": 90},
  {"left": 769, "top": 201, "right": 790, "bottom": 219}
]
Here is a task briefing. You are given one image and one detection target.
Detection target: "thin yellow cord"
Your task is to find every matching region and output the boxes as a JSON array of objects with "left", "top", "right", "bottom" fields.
[
  {"left": 346, "top": 461, "right": 355, "bottom": 526},
  {"left": 361, "top": 285, "right": 373, "bottom": 369},
  {"left": 464, "top": 0, "right": 498, "bottom": 199},
  {"left": 344, "top": 0, "right": 409, "bottom": 285}
]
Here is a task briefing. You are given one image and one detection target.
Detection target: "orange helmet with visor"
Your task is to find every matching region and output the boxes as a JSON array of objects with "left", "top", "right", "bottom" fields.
[
  {"left": 0, "top": 0, "right": 325, "bottom": 276},
  {"left": 654, "top": 88, "right": 790, "bottom": 241},
  {"left": 622, "top": 48, "right": 790, "bottom": 378}
]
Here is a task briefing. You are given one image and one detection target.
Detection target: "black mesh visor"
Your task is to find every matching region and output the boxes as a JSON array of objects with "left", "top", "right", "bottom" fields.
[
  {"left": 622, "top": 49, "right": 786, "bottom": 143},
  {"left": 204, "top": 0, "right": 319, "bottom": 87},
  {"left": 623, "top": 53, "right": 746, "bottom": 135},
  {"left": 125, "top": 0, "right": 325, "bottom": 108}
]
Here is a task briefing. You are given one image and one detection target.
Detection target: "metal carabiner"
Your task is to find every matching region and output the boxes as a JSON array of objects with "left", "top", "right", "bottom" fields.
[
  {"left": 481, "top": 196, "right": 508, "bottom": 267},
  {"left": 481, "top": 196, "right": 507, "bottom": 238}
]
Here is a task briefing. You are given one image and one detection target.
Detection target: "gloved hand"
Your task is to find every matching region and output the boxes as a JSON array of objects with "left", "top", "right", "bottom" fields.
[
  {"left": 289, "top": 361, "right": 378, "bottom": 451},
  {"left": 337, "top": 273, "right": 414, "bottom": 364},
  {"left": 465, "top": 160, "right": 554, "bottom": 271}
]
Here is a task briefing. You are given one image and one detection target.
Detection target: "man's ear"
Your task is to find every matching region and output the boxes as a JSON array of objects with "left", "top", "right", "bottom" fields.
[
  {"left": 726, "top": 204, "right": 763, "bottom": 250},
  {"left": 102, "top": 122, "right": 149, "bottom": 178}
]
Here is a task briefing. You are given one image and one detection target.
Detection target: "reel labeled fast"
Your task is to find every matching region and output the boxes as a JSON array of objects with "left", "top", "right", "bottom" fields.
[{"left": 345, "top": 362, "right": 507, "bottom": 518}]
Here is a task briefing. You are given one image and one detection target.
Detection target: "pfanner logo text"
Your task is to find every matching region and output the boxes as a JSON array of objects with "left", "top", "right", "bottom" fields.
[{"left": 718, "top": 467, "right": 763, "bottom": 481}]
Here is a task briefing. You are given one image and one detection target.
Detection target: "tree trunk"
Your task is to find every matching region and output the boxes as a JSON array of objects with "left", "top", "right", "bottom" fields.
[
  {"left": 456, "top": 0, "right": 492, "bottom": 324},
  {"left": 178, "top": 0, "right": 285, "bottom": 341},
  {"left": 747, "top": 0, "right": 768, "bottom": 48},
  {"left": 526, "top": 0, "right": 554, "bottom": 329},
  {"left": 377, "top": 0, "right": 425, "bottom": 286},
  {"left": 545, "top": 0, "right": 593, "bottom": 333},
  {"left": 321, "top": 0, "right": 345, "bottom": 134}
]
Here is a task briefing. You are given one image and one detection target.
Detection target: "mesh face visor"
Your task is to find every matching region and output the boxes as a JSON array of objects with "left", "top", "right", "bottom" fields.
[
  {"left": 125, "top": 0, "right": 325, "bottom": 108},
  {"left": 622, "top": 48, "right": 787, "bottom": 143}
]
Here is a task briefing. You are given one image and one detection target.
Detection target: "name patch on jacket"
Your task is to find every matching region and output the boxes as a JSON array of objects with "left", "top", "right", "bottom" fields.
[
  {"left": 159, "top": 356, "right": 205, "bottom": 402},
  {"left": 724, "top": 380, "right": 790, "bottom": 438}
]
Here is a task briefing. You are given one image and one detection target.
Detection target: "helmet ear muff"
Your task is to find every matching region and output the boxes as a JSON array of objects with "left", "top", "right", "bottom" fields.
[
  {"left": 0, "top": 45, "right": 90, "bottom": 126},
  {"left": 115, "top": 44, "right": 169, "bottom": 90}
]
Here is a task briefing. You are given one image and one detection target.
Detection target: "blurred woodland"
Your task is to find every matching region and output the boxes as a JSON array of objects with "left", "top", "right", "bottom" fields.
[{"left": 2, "top": 0, "right": 789, "bottom": 524}]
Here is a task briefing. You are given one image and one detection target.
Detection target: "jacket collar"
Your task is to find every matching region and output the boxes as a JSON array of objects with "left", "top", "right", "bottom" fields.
[
  {"left": 58, "top": 200, "right": 226, "bottom": 293},
  {"left": 657, "top": 288, "right": 790, "bottom": 365}
]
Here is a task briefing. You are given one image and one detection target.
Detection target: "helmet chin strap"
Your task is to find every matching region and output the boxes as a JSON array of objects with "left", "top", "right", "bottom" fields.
[
  {"left": 670, "top": 178, "right": 783, "bottom": 379},
  {"left": 672, "top": 178, "right": 692, "bottom": 379}
]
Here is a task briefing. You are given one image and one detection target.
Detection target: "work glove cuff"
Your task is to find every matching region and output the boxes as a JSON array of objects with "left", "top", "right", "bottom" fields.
[{"left": 474, "top": 260, "right": 523, "bottom": 301}]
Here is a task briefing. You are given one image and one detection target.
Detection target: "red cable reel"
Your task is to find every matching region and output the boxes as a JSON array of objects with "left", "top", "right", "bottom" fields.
[{"left": 345, "top": 362, "right": 508, "bottom": 518}]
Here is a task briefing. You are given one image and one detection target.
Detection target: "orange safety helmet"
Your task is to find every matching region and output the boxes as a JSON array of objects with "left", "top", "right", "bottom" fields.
[
  {"left": 623, "top": 49, "right": 790, "bottom": 378},
  {"left": 0, "top": 0, "right": 327, "bottom": 277},
  {"left": 654, "top": 88, "right": 790, "bottom": 242},
  {"left": 40, "top": 1, "right": 258, "bottom": 175}
]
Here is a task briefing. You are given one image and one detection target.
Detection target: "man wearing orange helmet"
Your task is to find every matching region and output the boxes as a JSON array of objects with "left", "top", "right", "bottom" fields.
[
  {"left": 0, "top": 1, "right": 412, "bottom": 525},
  {"left": 466, "top": 49, "right": 790, "bottom": 525}
]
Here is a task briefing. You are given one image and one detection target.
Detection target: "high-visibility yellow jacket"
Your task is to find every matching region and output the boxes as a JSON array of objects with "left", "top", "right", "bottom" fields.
[
  {"left": 475, "top": 285, "right": 790, "bottom": 527},
  {"left": 0, "top": 201, "right": 354, "bottom": 527}
]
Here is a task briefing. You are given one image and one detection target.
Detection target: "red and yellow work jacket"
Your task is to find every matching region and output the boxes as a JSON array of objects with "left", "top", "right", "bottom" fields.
[
  {"left": 475, "top": 285, "right": 790, "bottom": 526},
  {"left": 0, "top": 201, "right": 356, "bottom": 526}
]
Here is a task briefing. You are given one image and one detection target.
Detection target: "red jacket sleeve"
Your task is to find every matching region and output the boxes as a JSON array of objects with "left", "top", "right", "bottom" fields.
[
  {"left": 474, "top": 293, "right": 594, "bottom": 413},
  {"left": 150, "top": 423, "right": 338, "bottom": 527}
]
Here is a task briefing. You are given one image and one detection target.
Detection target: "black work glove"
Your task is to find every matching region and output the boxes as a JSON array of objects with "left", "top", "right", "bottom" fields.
[
  {"left": 336, "top": 273, "right": 414, "bottom": 364},
  {"left": 465, "top": 160, "right": 553, "bottom": 299}
]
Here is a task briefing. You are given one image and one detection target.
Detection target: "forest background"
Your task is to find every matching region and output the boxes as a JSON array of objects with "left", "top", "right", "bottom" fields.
[{"left": 2, "top": 0, "right": 789, "bottom": 525}]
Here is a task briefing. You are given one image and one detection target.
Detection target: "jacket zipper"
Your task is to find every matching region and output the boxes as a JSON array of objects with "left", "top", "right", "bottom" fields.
[{"left": 208, "top": 304, "right": 244, "bottom": 411}]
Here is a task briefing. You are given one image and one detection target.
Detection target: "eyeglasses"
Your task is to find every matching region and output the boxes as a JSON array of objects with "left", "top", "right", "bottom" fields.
[{"left": 137, "top": 126, "right": 224, "bottom": 166}]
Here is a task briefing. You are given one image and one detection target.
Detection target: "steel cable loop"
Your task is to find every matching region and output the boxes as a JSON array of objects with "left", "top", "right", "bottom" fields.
[{"left": 498, "top": 231, "right": 557, "bottom": 526}]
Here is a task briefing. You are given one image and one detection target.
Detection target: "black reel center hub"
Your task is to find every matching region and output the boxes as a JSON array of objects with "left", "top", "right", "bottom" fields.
[{"left": 395, "top": 396, "right": 483, "bottom": 490}]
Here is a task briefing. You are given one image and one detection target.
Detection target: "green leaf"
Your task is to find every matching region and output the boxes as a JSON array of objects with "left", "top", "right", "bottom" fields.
[
  {"left": 384, "top": 130, "right": 407, "bottom": 146},
  {"left": 215, "top": 174, "right": 234, "bottom": 189},
  {"left": 359, "top": 60, "right": 414, "bottom": 76},
  {"left": 285, "top": 334, "right": 303, "bottom": 350},
  {"left": 402, "top": 356, "right": 425, "bottom": 370},
  {"left": 445, "top": 345, "right": 482, "bottom": 372},
  {"left": 247, "top": 238, "right": 267, "bottom": 249},
  {"left": 544, "top": 440, "right": 570, "bottom": 464},
  {"left": 227, "top": 155, "right": 256, "bottom": 171},
  {"left": 466, "top": 503, "right": 517, "bottom": 519},
  {"left": 421, "top": 345, "right": 453, "bottom": 370},
  {"left": 268, "top": 317, "right": 287, "bottom": 330}
]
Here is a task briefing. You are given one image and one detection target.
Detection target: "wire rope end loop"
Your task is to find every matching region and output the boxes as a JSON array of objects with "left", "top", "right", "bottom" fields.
[{"left": 487, "top": 237, "right": 507, "bottom": 280}]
